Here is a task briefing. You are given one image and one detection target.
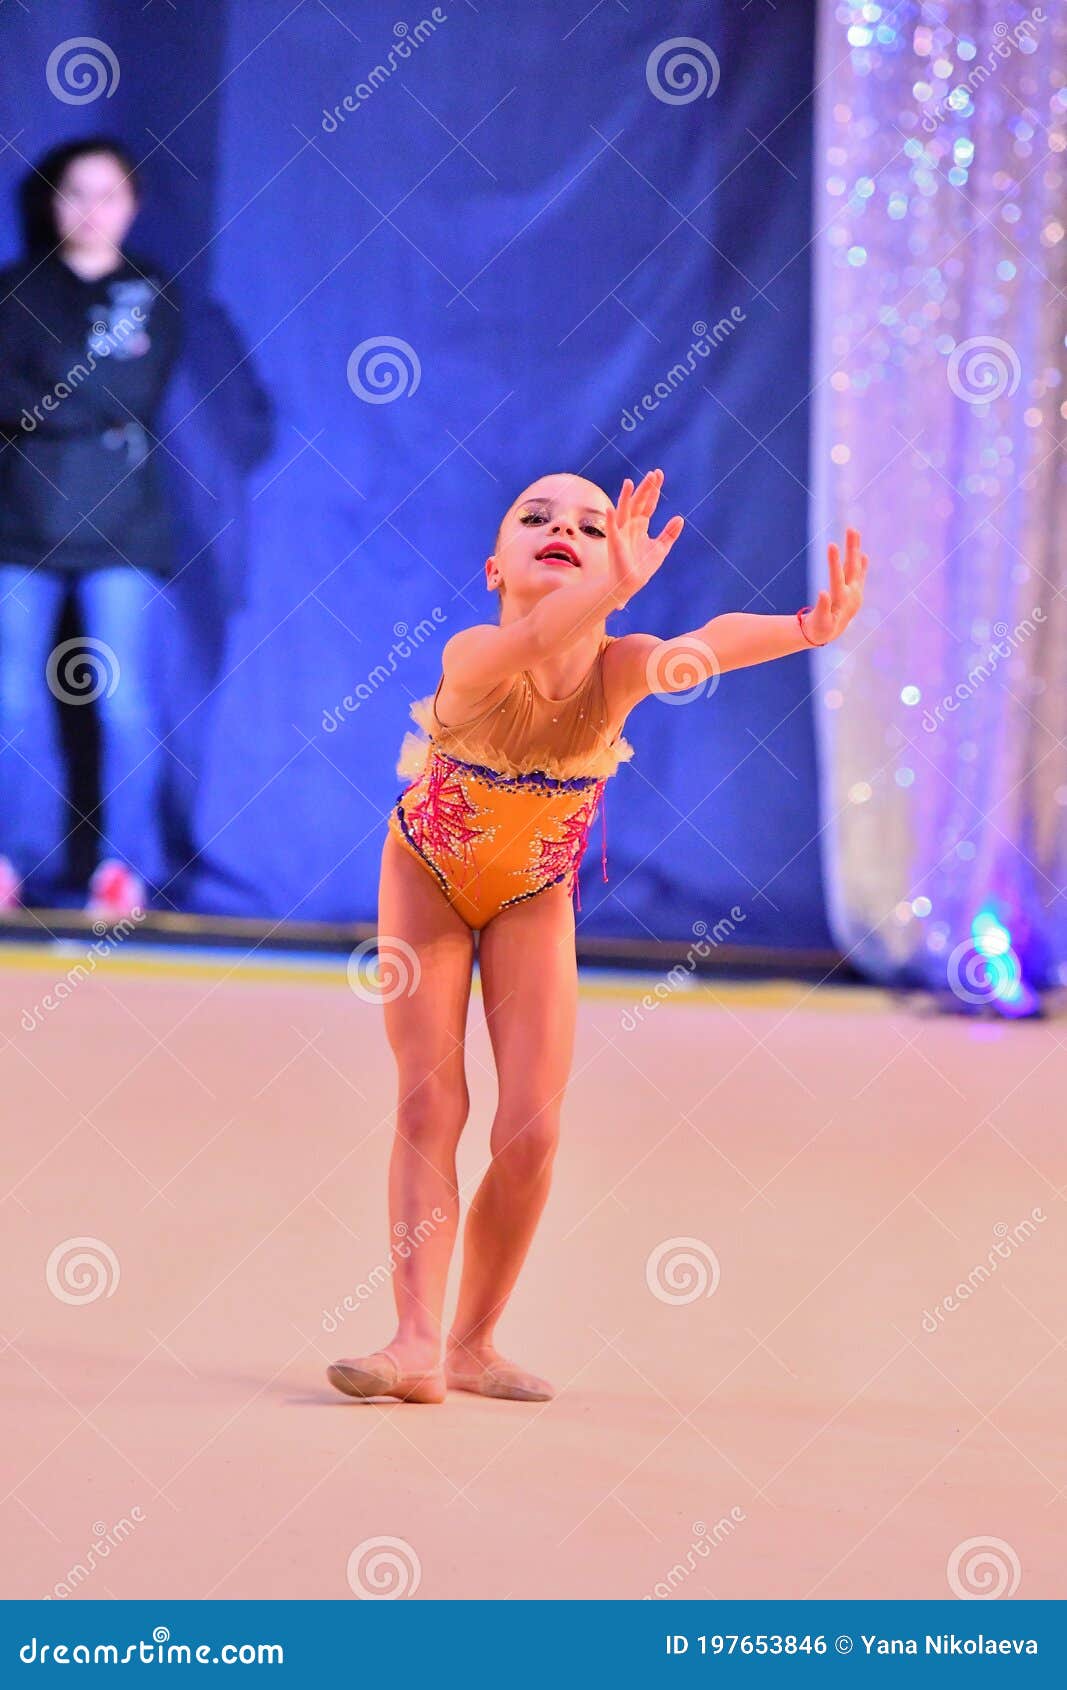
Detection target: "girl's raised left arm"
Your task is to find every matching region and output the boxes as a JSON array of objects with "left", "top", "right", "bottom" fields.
[{"left": 606, "top": 528, "right": 869, "bottom": 709}]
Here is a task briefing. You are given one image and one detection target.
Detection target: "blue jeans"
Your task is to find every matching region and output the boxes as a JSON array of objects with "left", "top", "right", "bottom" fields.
[{"left": 0, "top": 565, "right": 167, "bottom": 894}]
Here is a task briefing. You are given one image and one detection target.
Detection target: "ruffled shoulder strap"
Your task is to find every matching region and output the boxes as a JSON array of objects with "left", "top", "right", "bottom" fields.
[
  {"left": 609, "top": 734, "right": 635, "bottom": 769},
  {"left": 396, "top": 694, "right": 436, "bottom": 780}
]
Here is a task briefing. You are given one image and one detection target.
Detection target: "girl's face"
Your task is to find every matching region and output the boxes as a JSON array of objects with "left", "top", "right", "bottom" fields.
[
  {"left": 487, "top": 474, "right": 611, "bottom": 612},
  {"left": 53, "top": 152, "right": 138, "bottom": 250}
]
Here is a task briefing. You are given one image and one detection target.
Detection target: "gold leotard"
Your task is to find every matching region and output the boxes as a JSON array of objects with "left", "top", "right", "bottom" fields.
[{"left": 387, "top": 635, "right": 632, "bottom": 930}]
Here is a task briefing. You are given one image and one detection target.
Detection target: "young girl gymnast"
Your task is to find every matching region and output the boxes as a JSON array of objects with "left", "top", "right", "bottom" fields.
[{"left": 327, "top": 468, "right": 867, "bottom": 1404}]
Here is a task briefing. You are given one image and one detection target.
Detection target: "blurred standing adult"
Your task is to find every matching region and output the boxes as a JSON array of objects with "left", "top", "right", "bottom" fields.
[{"left": 0, "top": 136, "right": 183, "bottom": 915}]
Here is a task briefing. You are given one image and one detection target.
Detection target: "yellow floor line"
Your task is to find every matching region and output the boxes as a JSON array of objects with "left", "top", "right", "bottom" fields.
[{"left": 0, "top": 942, "right": 892, "bottom": 1010}]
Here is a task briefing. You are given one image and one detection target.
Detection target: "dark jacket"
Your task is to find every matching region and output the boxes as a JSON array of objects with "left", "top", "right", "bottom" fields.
[
  {"left": 0, "top": 249, "right": 182, "bottom": 574},
  {"left": 157, "top": 293, "right": 276, "bottom": 614}
]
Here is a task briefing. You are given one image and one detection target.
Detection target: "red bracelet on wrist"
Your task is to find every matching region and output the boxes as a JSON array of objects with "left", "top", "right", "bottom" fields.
[{"left": 796, "top": 606, "right": 827, "bottom": 647}]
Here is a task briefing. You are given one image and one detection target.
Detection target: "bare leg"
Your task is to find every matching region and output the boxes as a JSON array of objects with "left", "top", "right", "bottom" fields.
[
  {"left": 446, "top": 883, "right": 577, "bottom": 1400},
  {"left": 328, "top": 834, "right": 473, "bottom": 1402}
]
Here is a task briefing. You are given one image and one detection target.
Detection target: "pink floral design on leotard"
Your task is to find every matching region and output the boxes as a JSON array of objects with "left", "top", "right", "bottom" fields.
[
  {"left": 404, "top": 754, "right": 485, "bottom": 883},
  {"left": 528, "top": 781, "right": 604, "bottom": 892}
]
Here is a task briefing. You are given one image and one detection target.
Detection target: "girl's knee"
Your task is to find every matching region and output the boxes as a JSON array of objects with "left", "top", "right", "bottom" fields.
[
  {"left": 395, "top": 1068, "right": 469, "bottom": 1146},
  {"left": 491, "top": 1106, "right": 561, "bottom": 1180}
]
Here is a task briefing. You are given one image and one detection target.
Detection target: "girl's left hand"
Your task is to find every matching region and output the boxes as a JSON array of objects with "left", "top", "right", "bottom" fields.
[
  {"left": 802, "top": 527, "right": 868, "bottom": 645},
  {"left": 605, "top": 469, "right": 685, "bottom": 608}
]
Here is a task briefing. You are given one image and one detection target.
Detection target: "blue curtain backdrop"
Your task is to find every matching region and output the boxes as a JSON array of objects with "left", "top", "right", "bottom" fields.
[{"left": 1, "top": 0, "right": 826, "bottom": 945}]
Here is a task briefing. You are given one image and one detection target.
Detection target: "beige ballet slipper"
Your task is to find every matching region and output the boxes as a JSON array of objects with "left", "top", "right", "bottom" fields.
[
  {"left": 445, "top": 1354, "right": 555, "bottom": 1402},
  {"left": 327, "top": 1347, "right": 446, "bottom": 1403}
]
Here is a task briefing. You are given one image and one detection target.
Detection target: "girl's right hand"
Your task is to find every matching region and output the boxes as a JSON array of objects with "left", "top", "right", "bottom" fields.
[{"left": 605, "top": 469, "right": 685, "bottom": 607}]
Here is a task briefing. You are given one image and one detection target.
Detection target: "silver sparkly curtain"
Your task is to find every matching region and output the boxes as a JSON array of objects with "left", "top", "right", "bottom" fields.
[{"left": 811, "top": 0, "right": 1067, "bottom": 1002}]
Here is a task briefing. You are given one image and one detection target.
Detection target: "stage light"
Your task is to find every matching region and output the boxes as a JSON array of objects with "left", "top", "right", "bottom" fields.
[
  {"left": 967, "top": 909, "right": 1041, "bottom": 1019},
  {"left": 972, "top": 911, "right": 1010, "bottom": 959}
]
